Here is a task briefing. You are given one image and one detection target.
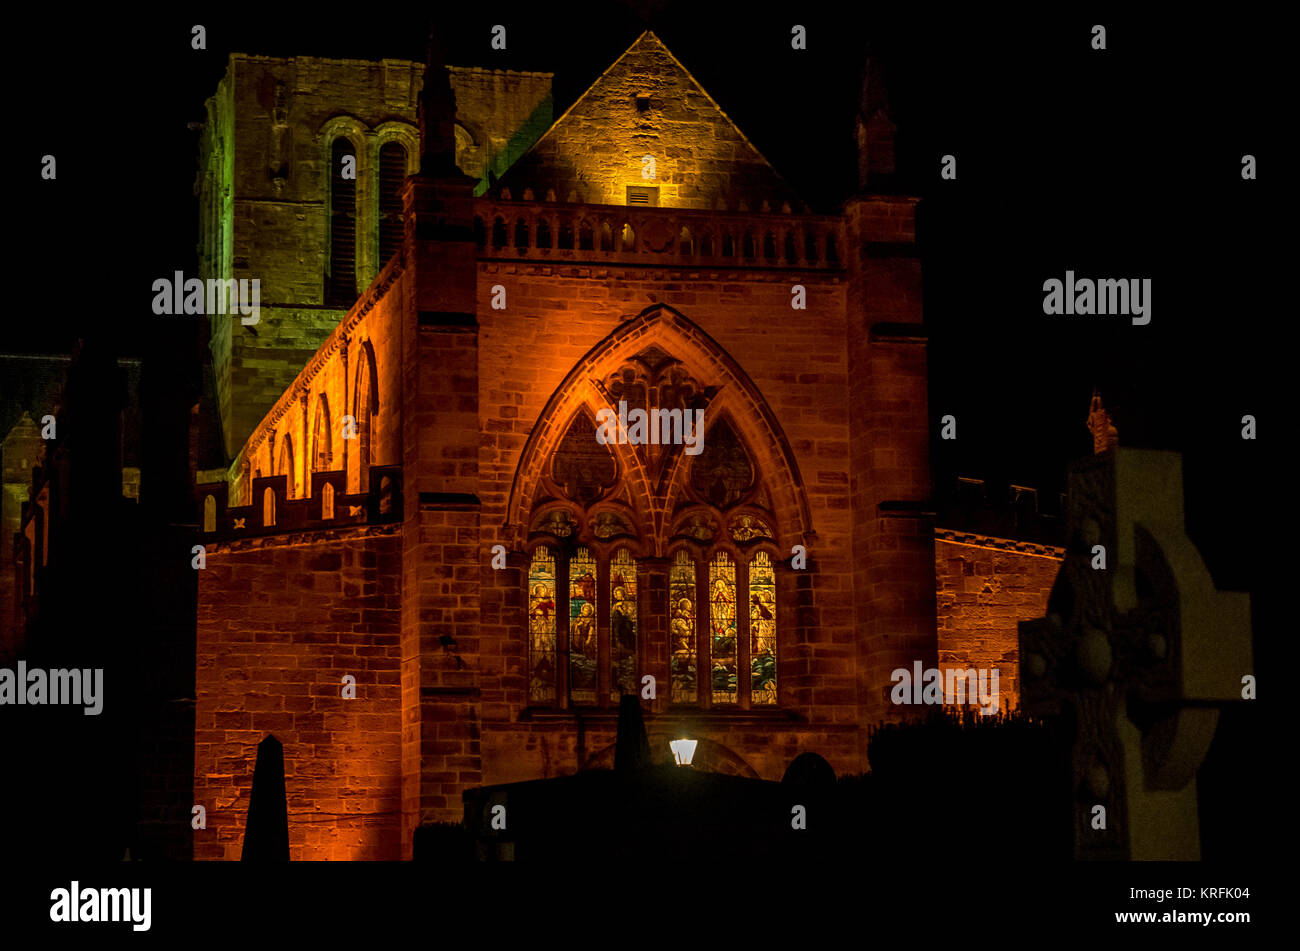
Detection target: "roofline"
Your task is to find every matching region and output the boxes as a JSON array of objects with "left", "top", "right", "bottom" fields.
[
  {"left": 224, "top": 52, "right": 553, "bottom": 77},
  {"left": 501, "top": 29, "right": 805, "bottom": 205}
]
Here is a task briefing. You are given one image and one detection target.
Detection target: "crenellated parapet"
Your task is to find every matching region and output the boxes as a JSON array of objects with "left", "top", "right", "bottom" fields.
[
  {"left": 935, "top": 477, "right": 1066, "bottom": 549},
  {"left": 196, "top": 465, "right": 402, "bottom": 544}
]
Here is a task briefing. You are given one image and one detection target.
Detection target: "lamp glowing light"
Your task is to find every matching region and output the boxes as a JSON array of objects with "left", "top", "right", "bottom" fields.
[{"left": 669, "top": 738, "right": 697, "bottom": 766}]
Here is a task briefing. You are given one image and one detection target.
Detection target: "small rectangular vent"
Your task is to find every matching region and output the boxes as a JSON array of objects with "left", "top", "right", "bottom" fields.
[{"left": 626, "top": 185, "right": 659, "bottom": 206}]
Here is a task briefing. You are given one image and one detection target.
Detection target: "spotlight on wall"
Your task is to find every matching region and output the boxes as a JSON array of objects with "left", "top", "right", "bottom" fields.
[{"left": 669, "top": 738, "right": 697, "bottom": 767}]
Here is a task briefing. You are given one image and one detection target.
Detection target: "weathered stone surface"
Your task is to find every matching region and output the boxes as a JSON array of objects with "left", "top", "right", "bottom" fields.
[{"left": 188, "top": 32, "right": 1020, "bottom": 862}]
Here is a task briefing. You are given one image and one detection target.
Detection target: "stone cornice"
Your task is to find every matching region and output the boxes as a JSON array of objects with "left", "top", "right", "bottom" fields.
[
  {"left": 202, "top": 522, "right": 400, "bottom": 555},
  {"left": 933, "top": 527, "right": 1065, "bottom": 559}
]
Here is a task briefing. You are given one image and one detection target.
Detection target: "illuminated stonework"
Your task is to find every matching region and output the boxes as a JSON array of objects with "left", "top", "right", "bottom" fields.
[
  {"left": 186, "top": 30, "right": 1055, "bottom": 862},
  {"left": 495, "top": 32, "right": 802, "bottom": 212}
]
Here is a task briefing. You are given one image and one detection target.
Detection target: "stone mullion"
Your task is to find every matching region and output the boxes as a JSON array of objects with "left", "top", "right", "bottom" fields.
[
  {"left": 300, "top": 392, "right": 310, "bottom": 498},
  {"left": 340, "top": 340, "right": 350, "bottom": 491},
  {"left": 597, "top": 552, "right": 610, "bottom": 707},
  {"left": 737, "top": 552, "right": 751, "bottom": 711},
  {"left": 640, "top": 556, "right": 669, "bottom": 714},
  {"left": 358, "top": 130, "right": 378, "bottom": 290},
  {"left": 697, "top": 554, "right": 711, "bottom": 709},
  {"left": 557, "top": 551, "right": 570, "bottom": 709}
]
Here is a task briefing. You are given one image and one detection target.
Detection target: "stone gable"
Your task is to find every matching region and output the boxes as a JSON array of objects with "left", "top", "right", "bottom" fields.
[{"left": 495, "top": 31, "right": 802, "bottom": 211}]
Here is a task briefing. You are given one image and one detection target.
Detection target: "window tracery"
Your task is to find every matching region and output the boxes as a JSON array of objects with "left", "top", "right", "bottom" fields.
[{"left": 523, "top": 349, "right": 779, "bottom": 710}]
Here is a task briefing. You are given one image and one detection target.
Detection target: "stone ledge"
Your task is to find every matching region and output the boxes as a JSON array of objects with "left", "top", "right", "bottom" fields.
[
  {"left": 204, "top": 523, "right": 401, "bottom": 554},
  {"left": 518, "top": 707, "right": 816, "bottom": 726},
  {"left": 933, "top": 528, "right": 1065, "bottom": 559}
]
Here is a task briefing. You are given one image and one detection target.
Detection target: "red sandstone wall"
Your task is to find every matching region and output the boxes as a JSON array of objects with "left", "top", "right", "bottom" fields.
[
  {"left": 933, "top": 536, "right": 1062, "bottom": 713},
  {"left": 472, "top": 263, "right": 866, "bottom": 782},
  {"left": 843, "top": 197, "right": 936, "bottom": 726},
  {"left": 194, "top": 531, "right": 402, "bottom": 860}
]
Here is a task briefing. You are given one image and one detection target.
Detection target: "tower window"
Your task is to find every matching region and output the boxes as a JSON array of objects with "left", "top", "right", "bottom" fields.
[{"left": 326, "top": 138, "right": 358, "bottom": 307}]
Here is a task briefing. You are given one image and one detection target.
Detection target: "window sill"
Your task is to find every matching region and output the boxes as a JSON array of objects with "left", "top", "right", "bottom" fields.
[{"left": 520, "top": 706, "right": 805, "bottom": 724}]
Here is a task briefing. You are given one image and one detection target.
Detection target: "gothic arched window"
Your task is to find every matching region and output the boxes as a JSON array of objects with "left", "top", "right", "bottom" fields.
[
  {"left": 352, "top": 341, "right": 378, "bottom": 493},
  {"left": 663, "top": 412, "right": 781, "bottom": 708},
  {"left": 278, "top": 435, "right": 296, "bottom": 498},
  {"left": 522, "top": 348, "right": 781, "bottom": 712},
  {"left": 313, "top": 395, "right": 333, "bottom": 472},
  {"left": 326, "top": 137, "right": 358, "bottom": 307}
]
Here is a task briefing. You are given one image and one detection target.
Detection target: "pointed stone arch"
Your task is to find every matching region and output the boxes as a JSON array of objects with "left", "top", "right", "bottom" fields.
[
  {"left": 504, "top": 303, "right": 813, "bottom": 553},
  {"left": 352, "top": 339, "right": 379, "bottom": 493},
  {"left": 515, "top": 386, "right": 659, "bottom": 547}
]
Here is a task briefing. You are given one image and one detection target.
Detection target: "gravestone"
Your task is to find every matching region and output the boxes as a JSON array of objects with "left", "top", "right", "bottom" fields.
[
  {"left": 241, "top": 734, "right": 289, "bottom": 861},
  {"left": 614, "top": 694, "right": 651, "bottom": 772},
  {"left": 782, "top": 751, "right": 836, "bottom": 788},
  {"left": 1019, "top": 448, "right": 1251, "bottom": 860}
]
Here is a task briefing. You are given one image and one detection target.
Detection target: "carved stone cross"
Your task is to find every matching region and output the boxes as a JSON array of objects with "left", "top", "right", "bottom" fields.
[{"left": 1019, "top": 448, "right": 1252, "bottom": 860}]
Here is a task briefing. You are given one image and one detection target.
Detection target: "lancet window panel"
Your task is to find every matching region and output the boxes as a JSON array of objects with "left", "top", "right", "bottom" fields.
[
  {"left": 568, "top": 546, "right": 599, "bottom": 705},
  {"left": 664, "top": 538, "right": 779, "bottom": 709},
  {"left": 524, "top": 535, "right": 781, "bottom": 709},
  {"left": 610, "top": 549, "right": 639, "bottom": 701},
  {"left": 708, "top": 551, "right": 738, "bottom": 704},
  {"left": 669, "top": 549, "right": 698, "bottom": 705},
  {"left": 527, "top": 547, "right": 558, "bottom": 705},
  {"left": 748, "top": 550, "right": 777, "bottom": 704}
]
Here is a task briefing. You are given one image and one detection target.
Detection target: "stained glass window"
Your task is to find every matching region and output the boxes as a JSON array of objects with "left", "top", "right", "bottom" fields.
[
  {"left": 709, "top": 551, "right": 738, "bottom": 704},
  {"left": 527, "top": 547, "right": 557, "bottom": 704},
  {"left": 748, "top": 551, "right": 777, "bottom": 704},
  {"left": 669, "top": 550, "right": 697, "bottom": 704},
  {"left": 568, "top": 546, "right": 598, "bottom": 705},
  {"left": 610, "top": 549, "right": 638, "bottom": 700}
]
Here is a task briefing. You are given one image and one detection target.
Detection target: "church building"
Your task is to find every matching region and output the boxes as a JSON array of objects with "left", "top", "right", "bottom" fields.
[{"left": 189, "top": 31, "right": 1065, "bottom": 860}]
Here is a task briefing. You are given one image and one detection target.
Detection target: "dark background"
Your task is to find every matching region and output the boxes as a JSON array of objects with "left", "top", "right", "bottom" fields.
[{"left": 4, "top": 0, "right": 1281, "bottom": 876}]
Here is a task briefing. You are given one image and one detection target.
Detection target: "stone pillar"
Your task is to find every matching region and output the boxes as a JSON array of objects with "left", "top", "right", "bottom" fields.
[
  {"left": 640, "top": 556, "right": 670, "bottom": 714},
  {"left": 844, "top": 195, "right": 938, "bottom": 726},
  {"left": 397, "top": 147, "right": 483, "bottom": 854}
]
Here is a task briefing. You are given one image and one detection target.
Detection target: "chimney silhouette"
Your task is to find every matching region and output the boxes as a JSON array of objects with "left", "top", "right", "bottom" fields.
[{"left": 1086, "top": 388, "right": 1119, "bottom": 454}]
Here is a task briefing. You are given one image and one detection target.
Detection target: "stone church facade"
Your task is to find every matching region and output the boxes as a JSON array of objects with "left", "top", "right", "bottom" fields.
[{"left": 190, "top": 32, "right": 1063, "bottom": 860}]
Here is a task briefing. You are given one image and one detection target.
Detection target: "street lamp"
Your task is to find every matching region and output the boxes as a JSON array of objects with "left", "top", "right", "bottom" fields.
[{"left": 669, "top": 738, "right": 697, "bottom": 766}]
